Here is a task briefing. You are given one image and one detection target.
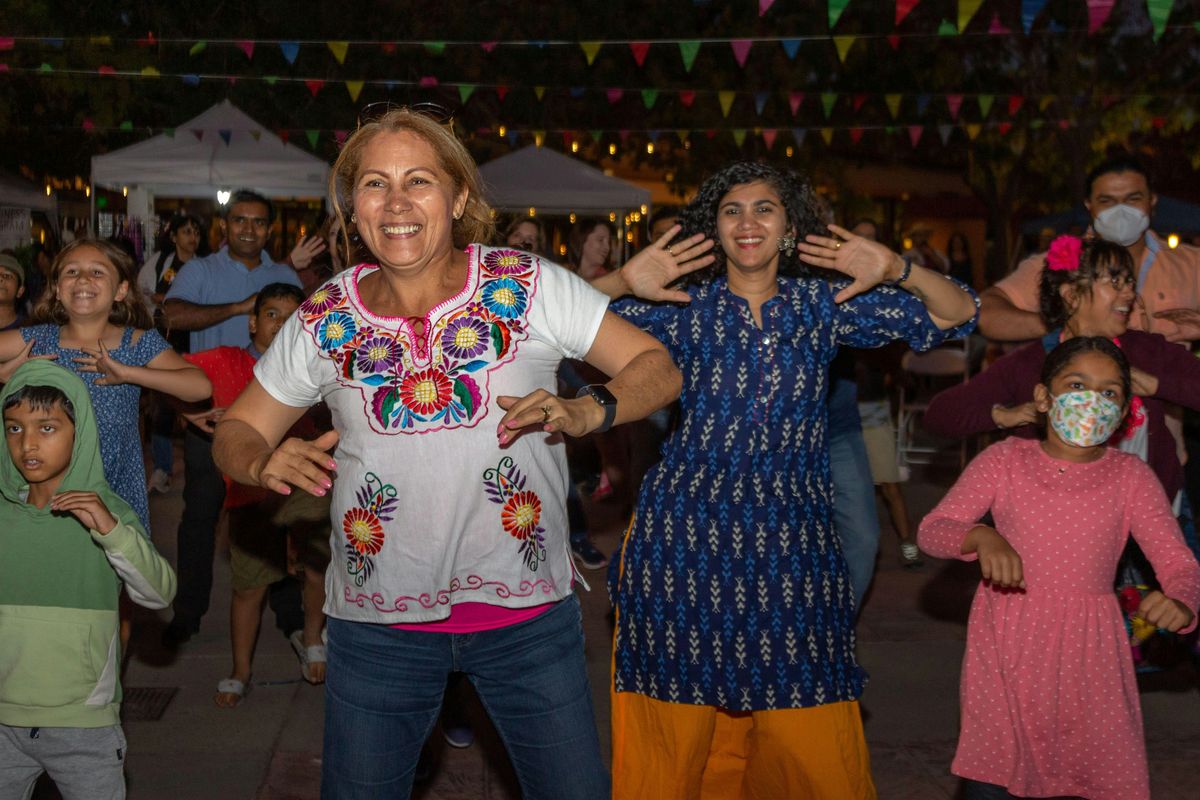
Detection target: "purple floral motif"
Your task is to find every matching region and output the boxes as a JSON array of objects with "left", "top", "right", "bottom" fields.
[
  {"left": 302, "top": 283, "right": 344, "bottom": 316},
  {"left": 355, "top": 335, "right": 402, "bottom": 374},
  {"left": 482, "top": 249, "right": 535, "bottom": 276},
  {"left": 441, "top": 317, "right": 491, "bottom": 360}
]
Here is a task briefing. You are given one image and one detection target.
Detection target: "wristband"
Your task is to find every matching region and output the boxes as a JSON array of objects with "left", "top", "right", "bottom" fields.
[{"left": 886, "top": 255, "right": 913, "bottom": 286}]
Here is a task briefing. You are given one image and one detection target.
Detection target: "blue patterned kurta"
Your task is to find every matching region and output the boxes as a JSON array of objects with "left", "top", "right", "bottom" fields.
[{"left": 611, "top": 274, "right": 977, "bottom": 710}]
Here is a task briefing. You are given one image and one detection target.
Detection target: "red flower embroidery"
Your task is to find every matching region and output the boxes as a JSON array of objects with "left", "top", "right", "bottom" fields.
[
  {"left": 398, "top": 367, "right": 453, "bottom": 415},
  {"left": 501, "top": 490, "right": 542, "bottom": 540},
  {"left": 343, "top": 507, "right": 385, "bottom": 555}
]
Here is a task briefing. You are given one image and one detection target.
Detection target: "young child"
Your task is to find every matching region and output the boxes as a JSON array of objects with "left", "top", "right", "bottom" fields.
[
  {"left": 0, "top": 238, "right": 211, "bottom": 533},
  {"left": 181, "top": 283, "right": 330, "bottom": 708},
  {"left": 919, "top": 336, "right": 1200, "bottom": 800},
  {"left": 0, "top": 360, "right": 176, "bottom": 800}
]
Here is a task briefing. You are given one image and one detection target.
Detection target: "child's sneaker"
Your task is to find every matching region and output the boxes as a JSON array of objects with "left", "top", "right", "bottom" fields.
[
  {"left": 900, "top": 541, "right": 924, "bottom": 568},
  {"left": 147, "top": 468, "right": 171, "bottom": 494}
]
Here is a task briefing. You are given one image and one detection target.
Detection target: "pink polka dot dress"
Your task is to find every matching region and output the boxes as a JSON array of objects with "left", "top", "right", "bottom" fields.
[{"left": 919, "top": 437, "right": 1200, "bottom": 799}]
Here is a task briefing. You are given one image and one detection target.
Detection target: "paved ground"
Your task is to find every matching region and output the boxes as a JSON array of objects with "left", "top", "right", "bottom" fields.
[{"left": 33, "top": 456, "right": 1200, "bottom": 799}]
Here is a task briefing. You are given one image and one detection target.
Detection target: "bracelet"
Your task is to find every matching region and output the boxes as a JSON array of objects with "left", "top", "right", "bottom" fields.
[
  {"left": 886, "top": 255, "right": 913, "bottom": 286},
  {"left": 991, "top": 403, "right": 1006, "bottom": 429}
]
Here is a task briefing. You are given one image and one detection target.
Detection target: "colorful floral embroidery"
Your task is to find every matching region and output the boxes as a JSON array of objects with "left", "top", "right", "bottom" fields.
[
  {"left": 299, "top": 246, "right": 538, "bottom": 434},
  {"left": 342, "top": 472, "right": 398, "bottom": 586},
  {"left": 483, "top": 456, "right": 547, "bottom": 571}
]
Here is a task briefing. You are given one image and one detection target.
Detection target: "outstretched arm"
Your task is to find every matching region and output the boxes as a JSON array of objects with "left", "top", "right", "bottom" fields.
[
  {"left": 978, "top": 286, "right": 1047, "bottom": 341},
  {"left": 162, "top": 297, "right": 255, "bottom": 332},
  {"left": 590, "top": 225, "right": 715, "bottom": 302}
]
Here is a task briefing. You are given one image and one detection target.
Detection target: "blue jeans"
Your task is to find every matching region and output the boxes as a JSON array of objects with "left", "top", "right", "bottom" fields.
[
  {"left": 321, "top": 594, "right": 609, "bottom": 800},
  {"left": 828, "top": 380, "right": 881, "bottom": 613}
]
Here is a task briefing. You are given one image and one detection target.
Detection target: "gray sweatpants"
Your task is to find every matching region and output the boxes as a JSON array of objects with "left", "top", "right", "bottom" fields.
[{"left": 0, "top": 723, "right": 126, "bottom": 800}]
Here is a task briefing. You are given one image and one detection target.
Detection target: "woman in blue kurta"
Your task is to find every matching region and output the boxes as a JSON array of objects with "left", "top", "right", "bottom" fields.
[{"left": 603, "top": 162, "right": 979, "bottom": 798}]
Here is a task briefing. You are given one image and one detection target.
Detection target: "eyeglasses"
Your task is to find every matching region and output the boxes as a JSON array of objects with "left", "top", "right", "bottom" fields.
[{"left": 356, "top": 101, "right": 455, "bottom": 130}]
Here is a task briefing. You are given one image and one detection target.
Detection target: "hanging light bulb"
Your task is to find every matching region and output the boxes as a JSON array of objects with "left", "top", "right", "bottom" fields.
[
  {"left": 571, "top": 141, "right": 580, "bottom": 153},
  {"left": 608, "top": 143, "right": 617, "bottom": 156}
]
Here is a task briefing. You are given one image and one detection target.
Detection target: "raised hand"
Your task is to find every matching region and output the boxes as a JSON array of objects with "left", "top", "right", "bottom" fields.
[
  {"left": 797, "top": 223, "right": 905, "bottom": 303},
  {"left": 50, "top": 490, "right": 118, "bottom": 534},
  {"left": 616, "top": 225, "right": 715, "bottom": 303},
  {"left": 1151, "top": 308, "right": 1200, "bottom": 344},
  {"left": 991, "top": 402, "right": 1040, "bottom": 430},
  {"left": 181, "top": 406, "right": 226, "bottom": 434},
  {"left": 75, "top": 341, "right": 132, "bottom": 386},
  {"left": 289, "top": 235, "right": 328, "bottom": 272},
  {"left": 0, "top": 339, "right": 57, "bottom": 383}
]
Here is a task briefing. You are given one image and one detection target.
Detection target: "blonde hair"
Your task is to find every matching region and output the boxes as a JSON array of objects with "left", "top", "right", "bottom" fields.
[
  {"left": 33, "top": 238, "right": 153, "bottom": 329},
  {"left": 328, "top": 109, "right": 494, "bottom": 266}
]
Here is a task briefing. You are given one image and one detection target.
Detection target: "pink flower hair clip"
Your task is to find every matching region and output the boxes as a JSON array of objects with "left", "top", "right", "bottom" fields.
[{"left": 1046, "top": 235, "right": 1082, "bottom": 272}]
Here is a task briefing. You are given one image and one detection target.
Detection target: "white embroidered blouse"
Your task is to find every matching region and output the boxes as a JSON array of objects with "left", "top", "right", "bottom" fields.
[{"left": 255, "top": 245, "right": 609, "bottom": 623}]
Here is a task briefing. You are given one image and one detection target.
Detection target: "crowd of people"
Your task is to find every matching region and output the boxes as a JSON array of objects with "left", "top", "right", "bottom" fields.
[{"left": 0, "top": 105, "right": 1196, "bottom": 800}]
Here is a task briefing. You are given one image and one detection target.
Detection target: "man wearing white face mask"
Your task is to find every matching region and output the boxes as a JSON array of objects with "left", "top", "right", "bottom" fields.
[{"left": 979, "top": 155, "right": 1200, "bottom": 344}]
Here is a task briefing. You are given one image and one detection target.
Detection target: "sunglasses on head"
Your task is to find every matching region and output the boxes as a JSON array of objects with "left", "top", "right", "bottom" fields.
[{"left": 356, "top": 101, "right": 455, "bottom": 130}]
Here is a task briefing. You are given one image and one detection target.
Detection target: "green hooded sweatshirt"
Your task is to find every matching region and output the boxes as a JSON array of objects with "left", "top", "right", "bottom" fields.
[{"left": 0, "top": 360, "right": 176, "bottom": 728}]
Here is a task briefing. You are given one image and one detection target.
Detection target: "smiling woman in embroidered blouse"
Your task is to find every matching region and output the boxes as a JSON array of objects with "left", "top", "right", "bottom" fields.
[
  {"left": 598, "top": 161, "right": 978, "bottom": 799},
  {"left": 211, "top": 108, "right": 680, "bottom": 800}
]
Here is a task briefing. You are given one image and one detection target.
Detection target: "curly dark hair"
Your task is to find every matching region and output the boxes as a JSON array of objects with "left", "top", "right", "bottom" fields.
[
  {"left": 1038, "top": 238, "right": 1134, "bottom": 329},
  {"left": 1040, "top": 335, "right": 1131, "bottom": 408},
  {"left": 676, "top": 161, "right": 827, "bottom": 285}
]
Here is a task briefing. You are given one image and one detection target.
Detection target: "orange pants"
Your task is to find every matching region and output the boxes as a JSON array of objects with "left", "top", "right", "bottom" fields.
[{"left": 611, "top": 690, "right": 876, "bottom": 800}]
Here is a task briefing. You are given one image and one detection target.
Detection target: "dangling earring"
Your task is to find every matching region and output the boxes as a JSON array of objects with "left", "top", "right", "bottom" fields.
[
  {"left": 777, "top": 234, "right": 796, "bottom": 256},
  {"left": 350, "top": 213, "right": 357, "bottom": 224}
]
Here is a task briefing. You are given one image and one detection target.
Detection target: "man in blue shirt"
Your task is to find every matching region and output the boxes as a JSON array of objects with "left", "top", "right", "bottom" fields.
[{"left": 161, "top": 189, "right": 303, "bottom": 647}]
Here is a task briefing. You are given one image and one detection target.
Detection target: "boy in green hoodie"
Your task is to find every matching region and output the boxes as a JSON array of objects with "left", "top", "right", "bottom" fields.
[{"left": 0, "top": 360, "right": 176, "bottom": 800}]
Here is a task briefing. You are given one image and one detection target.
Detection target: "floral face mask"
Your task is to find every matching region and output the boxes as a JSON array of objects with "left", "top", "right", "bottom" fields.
[{"left": 1048, "top": 390, "right": 1124, "bottom": 448}]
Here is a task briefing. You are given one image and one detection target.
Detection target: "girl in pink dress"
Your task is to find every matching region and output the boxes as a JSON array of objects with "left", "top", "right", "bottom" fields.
[{"left": 919, "top": 335, "right": 1200, "bottom": 800}]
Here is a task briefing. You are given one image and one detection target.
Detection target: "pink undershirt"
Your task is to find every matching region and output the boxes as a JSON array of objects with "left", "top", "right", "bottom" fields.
[{"left": 391, "top": 601, "right": 555, "bottom": 633}]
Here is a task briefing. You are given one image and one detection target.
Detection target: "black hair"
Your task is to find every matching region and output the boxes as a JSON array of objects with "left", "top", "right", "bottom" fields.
[
  {"left": 223, "top": 189, "right": 274, "bottom": 222},
  {"left": 168, "top": 212, "right": 203, "bottom": 237},
  {"left": 3, "top": 385, "right": 76, "bottom": 423},
  {"left": 253, "top": 282, "right": 305, "bottom": 315},
  {"left": 1085, "top": 154, "right": 1152, "bottom": 198},
  {"left": 649, "top": 205, "right": 683, "bottom": 231},
  {"left": 1038, "top": 238, "right": 1134, "bottom": 329},
  {"left": 676, "top": 161, "right": 826, "bottom": 285},
  {"left": 1040, "top": 336, "right": 1131, "bottom": 407}
]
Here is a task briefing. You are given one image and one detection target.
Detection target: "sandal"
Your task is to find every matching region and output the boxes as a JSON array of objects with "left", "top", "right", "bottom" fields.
[
  {"left": 215, "top": 677, "right": 251, "bottom": 708},
  {"left": 289, "top": 630, "right": 327, "bottom": 685}
]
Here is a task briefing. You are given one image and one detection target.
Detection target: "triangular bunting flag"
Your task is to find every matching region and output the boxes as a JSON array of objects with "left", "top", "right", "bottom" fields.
[
  {"left": 43, "top": 38, "right": 63, "bottom": 49},
  {"left": 164, "top": 128, "right": 175, "bottom": 138},
  {"left": 590, "top": 130, "right": 602, "bottom": 143},
  {"left": 849, "top": 127, "right": 864, "bottom": 144},
  {"left": 424, "top": 42, "right": 446, "bottom": 55},
  {"left": 1021, "top": 0, "right": 1046, "bottom": 33},
  {"left": 141, "top": 66, "right": 159, "bottom": 77},
  {"left": 1039, "top": 95, "right": 1054, "bottom": 111},
  {"left": 820, "top": 128, "right": 834, "bottom": 145},
  {"left": 480, "top": 41, "right": 498, "bottom": 53},
  {"left": 534, "top": 86, "right": 545, "bottom": 100},
  {"left": 0, "top": 38, "right": 14, "bottom": 51},
  {"left": 581, "top": 41, "right": 603, "bottom": 65},
  {"left": 896, "top": 0, "right": 919, "bottom": 26},
  {"left": 380, "top": 42, "right": 397, "bottom": 55},
  {"left": 886, "top": 94, "right": 902, "bottom": 118},
  {"left": 218, "top": 129, "right": 232, "bottom": 145},
  {"left": 118, "top": 120, "right": 133, "bottom": 132},
  {"left": 760, "top": 0, "right": 776, "bottom": 14},
  {"left": 279, "top": 42, "right": 299, "bottom": 64},
  {"left": 82, "top": 118, "right": 95, "bottom": 132},
  {"left": 98, "top": 65, "right": 116, "bottom": 76},
  {"left": 1086, "top": 0, "right": 1115, "bottom": 34},
  {"left": 419, "top": 76, "right": 438, "bottom": 87},
  {"left": 278, "top": 129, "right": 289, "bottom": 143},
  {"left": 732, "top": 129, "right": 747, "bottom": 147},
  {"left": 718, "top": 91, "right": 736, "bottom": 117},
  {"left": 978, "top": 94, "right": 994, "bottom": 117},
  {"left": 38, "top": 63, "right": 52, "bottom": 73},
  {"left": 938, "top": 19, "right": 958, "bottom": 35},
  {"left": 829, "top": 0, "right": 850, "bottom": 29},
  {"left": 680, "top": 90, "right": 697, "bottom": 108},
  {"left": 334, "top": 130, "right": 349, "bottom": 146},
  {"left": 182, "top": 74, "right": 200, "bottom": 86},
  {"left": 1147, "top": 0, "right": 1171, "bottom": 40},
  {"left": 345, "top": 81, "right": 364, "bottom": 102},
  {"left": 1008, "top": 95, "right": 1024, "bottom": 115},
  {"left": 908, "top": 125, "right": 923, "bottom": 146},
  {"left": 630, "top": 42, "right": 650, "bottom": 67},
  {"left": 998, "top": 122, "right": 1012, "bottom": 135},
  {"left": 946, "top": 94, "right": 964, "bottom": 120},
  {"left": 231, "top": 41, "right": 254, "bottom": 60},
  {"left": 383, "top": 80, "right": 397, "bottom": 90},
  {"left": 679, "top": 40, "right": 701, "bottom": 72},
  {"left": 189, "top": 41, "right": 206, "bottom": 56},
  {"left": 305, "top": 80, "right": 325, "bottom": 97},
  {"left": 762, "top": 129, "right": 778, "bottom": 149},
  {"left": 988, "top": 13, "right": 1010, "bottom": 34},
  {"left": 676, "top": 130, "right": 690, "bottom": 144},
  {"left": 916, "top": 94, "right": 932, "bottom": 115},
  {"left": 327, "top": 41, "right": 349, "bottom": 64},
  {"left": 792, "top": 128, "right": 807, "bottom": 145},
  {"left": 459, "top": 85, "right": 476, "bottom": 103},
  {"left": 853, "top": 94, "right": 868, "bottom": 112},
  {"left": 496, "top": 85, "right": 510, "bottom": 102},
  {"left": 959, "top": 0, "right": 984, "bottom": 30},
  {"left": 731, "top": 40, "right": 753, "bottom": 67},
  {"left": 264, "top": 76, "right": 278, "bottom": 86},
  {"left": 821, "top": 93, "right": 837, "bottom": 118},
  {"left": 789, "top": 92, "right": 804, "bottom": 116},
  {"left": 938, "top": 124, "right": 953, "bottom": 144},
  {"left": 755, "top": 92, "right": 769, "bottom": 115},
  {"left": 89, "top": 36, "right": 111, "bottom": 45},
  {"left": 781, "top": 39, "right": 801, "bottom": 59},
  {"left": 305, "top": 130, "right": 320, "bottom": 150},
  {"left": 642, "top": 89, "right": 659, "bottom": 109},
  {"left": 607, "top": 88, "right": 624, "bottom": 104},
  {"left": 191, "top": 128, "right": 204, "bottom": 141},
  {"left": 834, "top": 36, "right": 855, "bottom": 62},
  {"left": 887, "top": 34, "right": 901, "bottom": 49},
  {"left": 618, "top": 130, "right": 630, "bottom": 144},
  {"left": 569, "top": 87, "right": 586, "bottom": 98},
  {"left": 966, "top": 123, "right": 982, "bottom": 140}
]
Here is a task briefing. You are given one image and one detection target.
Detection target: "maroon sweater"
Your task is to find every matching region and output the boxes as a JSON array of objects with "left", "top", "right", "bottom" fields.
[{"left": 924, "top": 329, "right": 1200, "bottom": 500}]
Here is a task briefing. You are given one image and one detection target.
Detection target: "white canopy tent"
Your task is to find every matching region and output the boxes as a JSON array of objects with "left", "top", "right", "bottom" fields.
[
  {"left": 0, "top": 171, "right": 57, "bottom": 250},
  {"left": 478, "top": 146, "right": 650, "bottom": 215},
  {"left": 90, "top": 100, "right": 330, "bottom": 202}
]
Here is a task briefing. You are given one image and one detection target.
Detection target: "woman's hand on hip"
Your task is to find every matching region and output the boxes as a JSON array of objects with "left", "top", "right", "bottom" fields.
[
  {"left": 250, "top": 429, "right": 340, "bottom": 497},
  {"left": 496, "top": 390, "right": 603, "bottom": 444}
]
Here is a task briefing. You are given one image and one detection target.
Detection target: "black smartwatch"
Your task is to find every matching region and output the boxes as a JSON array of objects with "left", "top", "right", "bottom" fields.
[{"left": 576, "top": 384, "right": 618, "bottom": 433}]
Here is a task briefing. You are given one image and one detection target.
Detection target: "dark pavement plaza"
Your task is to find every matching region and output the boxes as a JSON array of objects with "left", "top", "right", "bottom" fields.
[{"left": 63, "top": 454, "right": 1200, "bottom": 800}]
